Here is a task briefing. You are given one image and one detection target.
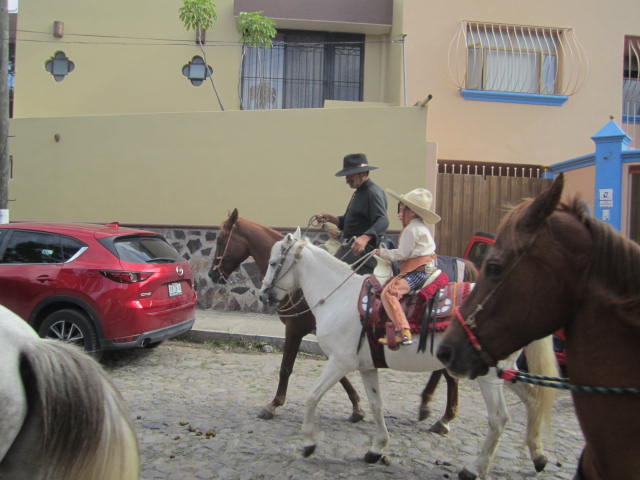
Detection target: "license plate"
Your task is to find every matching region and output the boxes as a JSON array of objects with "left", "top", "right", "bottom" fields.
[{"left": 168, "top": 282, "right": 183, "bottom": 297}]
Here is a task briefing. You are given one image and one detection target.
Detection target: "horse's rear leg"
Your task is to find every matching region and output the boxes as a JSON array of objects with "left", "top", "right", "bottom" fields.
[
  {"left": 507, "top": 381, "right": 548, "bottom": 472},
  {"left": 258, "top": 322, "right": 305, "bottom": 420},
  {"left": 461, "top": 372, "right": 509, "bottom": 480},
  {"left": 419, "top": 369, "right": 458, "bottom": 435}
]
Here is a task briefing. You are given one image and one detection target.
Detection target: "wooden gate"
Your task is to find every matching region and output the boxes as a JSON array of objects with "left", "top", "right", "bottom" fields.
[{"left": 435, "top": 169, "right": 552, "bottom": 257}]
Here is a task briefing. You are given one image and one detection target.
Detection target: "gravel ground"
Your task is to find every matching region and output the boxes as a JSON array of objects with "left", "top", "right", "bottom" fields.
[{"left": 103, "top": 340, "right": 584, "bottom": 480}]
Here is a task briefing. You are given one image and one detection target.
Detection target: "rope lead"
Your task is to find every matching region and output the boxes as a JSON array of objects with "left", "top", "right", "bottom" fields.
[{"left": 497, "top": 368, "right": 640, "bottom": 395}]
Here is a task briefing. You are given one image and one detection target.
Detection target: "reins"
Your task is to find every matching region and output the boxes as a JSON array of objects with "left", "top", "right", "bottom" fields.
[
  {"left": 498, "top": 368, "right": 640, "bottom": 395},
  {"left": 268, "top": 238, "right": 377, "bottom": 318}
]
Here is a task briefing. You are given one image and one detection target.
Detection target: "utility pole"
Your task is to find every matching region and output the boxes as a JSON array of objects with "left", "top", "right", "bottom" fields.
[{"left": 0, "top": 1, "right": 8, "bottom": 224}]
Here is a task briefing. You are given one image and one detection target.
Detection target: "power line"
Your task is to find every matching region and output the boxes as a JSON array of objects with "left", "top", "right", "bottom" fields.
[{"left": 17, "top": 28, "right": 405, "bottom": 48}]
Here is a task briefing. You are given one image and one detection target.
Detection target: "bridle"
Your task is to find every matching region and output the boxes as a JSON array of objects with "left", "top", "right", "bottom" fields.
[
  {"left": 262, "top": 237, "right": 374, "bottom": 316},
  {"left": 454, "top": 231, "right": 540, "bottom": 368},
  {"left": 261, "top": 238, "right": 305, "bottom": 302},
  {"left": 211, "top": 224, "right": 237, "bottom": 282}
]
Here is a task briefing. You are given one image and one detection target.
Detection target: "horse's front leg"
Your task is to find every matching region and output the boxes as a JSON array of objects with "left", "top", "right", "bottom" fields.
[
  {"left": 418, "top": 369, "right": 442, "bottom": 421},
  {"left": 359, "top": 368, "right": 389, "bottom": 463},
  {"left": 339, "top": 376, "right": 365, "bottom": 423},
  {"left": 459, "top": 372, "right": 509, "bottom": 480},
  {"left": 300, "top": 359, "right": 351, "bottom": 457},
  {"left": 258, "top": 320, "right": 307, "bottom": 420}
]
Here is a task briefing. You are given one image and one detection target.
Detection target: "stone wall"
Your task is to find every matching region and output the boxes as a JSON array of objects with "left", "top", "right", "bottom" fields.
[{"left": 141, "top": 226, "right": 385, "bottom": 313}]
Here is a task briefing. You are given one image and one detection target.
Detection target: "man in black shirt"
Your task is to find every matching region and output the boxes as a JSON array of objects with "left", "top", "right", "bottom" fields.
[{"left": 316, "top": 153, "right": 389, "bottom": 274}]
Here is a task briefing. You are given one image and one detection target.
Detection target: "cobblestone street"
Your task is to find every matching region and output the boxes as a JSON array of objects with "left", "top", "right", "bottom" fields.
[{"left": 104, "top": 341, "right": 584, "bottom": 480}]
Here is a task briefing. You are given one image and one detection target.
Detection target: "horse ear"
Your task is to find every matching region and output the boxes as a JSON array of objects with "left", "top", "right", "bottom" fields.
[
  {"left": 230, "top": 208, "right": 238, "bottom": 223},
  {"left": 293, "top": 227, "right": 302, "bottom": 239},
  {"left": 518, "top": 173, "right": 564, "bottom": 232}
]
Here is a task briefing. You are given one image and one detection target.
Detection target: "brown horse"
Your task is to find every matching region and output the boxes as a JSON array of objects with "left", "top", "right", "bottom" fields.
[
  {"left": 209, "top": 209, "right": 474, "bottom": 432},
  {"left": 437, "top": 173, "right": 640, "bottom": 479}
]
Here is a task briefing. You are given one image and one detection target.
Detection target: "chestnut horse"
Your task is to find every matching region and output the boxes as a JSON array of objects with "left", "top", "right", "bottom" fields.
[
  {"left": 437, "top": 173, "right": 640, "bottom": 479},
  {"left": 209, "top": 209, "right": 472, "bottom": 432}
]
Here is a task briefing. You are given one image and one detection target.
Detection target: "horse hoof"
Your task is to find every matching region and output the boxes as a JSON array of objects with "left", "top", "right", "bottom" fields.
[
  {"left": 349, "top": 410, "right": 365, "bottom": 423},
  {"left": 458, "top": 467, "right": 477, "bottom": 480},
  {"left": 364, "top": 451, "right": 382, "bottom": 464},
  {"left": 428, "top": 420, "right": 450, "bottom": 436},
  {"left": 418, "top": 408, "right": 431, "bottom": 422},
  {"left": 257, "top": 408, "right": 275, "bottom": 420},
  {"left": 302, "top": 445, "right": 316, "bottom": 457},
  {"left": 533, "top": 454, "right": 548, "bottom": 472}
]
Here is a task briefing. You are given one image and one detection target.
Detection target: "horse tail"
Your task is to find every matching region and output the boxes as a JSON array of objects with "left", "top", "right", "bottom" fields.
[
  {"left": 20, "top": 339, "right": 139, "bottom": 480},
  {"left": 522, "top": 335, "right": 558, "bottom": 448},
  {"left": 462, "top": 259, "right": 479, "bottom": 282}
]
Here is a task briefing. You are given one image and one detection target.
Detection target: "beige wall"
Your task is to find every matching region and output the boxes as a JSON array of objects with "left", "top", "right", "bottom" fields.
[
  {"left": 401, "top": 0, "right": 640, "bottom": 166},
  {"left": 13, "top": 0, "right": 393, "bottom": 118},
  {"left": 9, "top": 106, "right": 429, "bottom": 228},
  {"left": 563, "top": 166, "right": 596, "bottom": 212}
]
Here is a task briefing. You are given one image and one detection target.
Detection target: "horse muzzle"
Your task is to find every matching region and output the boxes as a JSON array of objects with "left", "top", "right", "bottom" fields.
[
  {"left": 437, "top": 340, "right": 490, "bottom": 380},
  {"left": 209, "top": 268, "right": 227, "bottom": 284},
  {"left": 259, "top": 288, "right": 273, "bottom": 305}
]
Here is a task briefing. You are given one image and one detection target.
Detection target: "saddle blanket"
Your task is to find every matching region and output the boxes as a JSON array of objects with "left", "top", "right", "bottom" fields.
[{"left": 357, "top": 273, "right": 474, "bottom": 367}]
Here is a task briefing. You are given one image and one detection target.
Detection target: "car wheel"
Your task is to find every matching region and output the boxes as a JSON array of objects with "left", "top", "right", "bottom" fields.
[
  {"left": 38, "top": 309, "right": 101, "bottom": 359},
  {"left": 145, "top": 340, "right": 164, "bottom": 349}
]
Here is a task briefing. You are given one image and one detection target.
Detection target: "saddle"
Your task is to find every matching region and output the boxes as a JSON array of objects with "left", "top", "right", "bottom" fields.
[{"left": 357, "top": 273, "right": 474, "bottom": 366}]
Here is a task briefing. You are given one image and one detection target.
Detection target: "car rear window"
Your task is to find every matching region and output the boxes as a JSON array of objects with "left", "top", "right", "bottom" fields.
[
  {"left": 0, "top": 230, "right": 86, "bottom": 264},
  {"left": 106, "top": 235, "right": 183, "bottom": 264}
]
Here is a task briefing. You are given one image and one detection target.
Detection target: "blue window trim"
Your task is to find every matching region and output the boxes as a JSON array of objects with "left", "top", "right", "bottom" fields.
[
  {"left": 461, "top": 89, "right": 568, "bottom": 106},
  {"left": 622, "top": 114, "right": 640, "bottom": 125}
]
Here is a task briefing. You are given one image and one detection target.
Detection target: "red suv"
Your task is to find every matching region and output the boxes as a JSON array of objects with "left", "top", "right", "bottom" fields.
[{"left": 0, "top": 222, "right": 197, "bottom": 357}]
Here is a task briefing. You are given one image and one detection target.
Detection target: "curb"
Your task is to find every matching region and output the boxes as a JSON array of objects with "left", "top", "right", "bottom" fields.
[{"left": 180, "top": 329, "right": 325, "bottom": 357}]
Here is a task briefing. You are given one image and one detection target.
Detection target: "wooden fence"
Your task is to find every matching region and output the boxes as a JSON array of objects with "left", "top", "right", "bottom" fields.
[{"left": 435, "top": 173, "right": 552, "bottom": 257}]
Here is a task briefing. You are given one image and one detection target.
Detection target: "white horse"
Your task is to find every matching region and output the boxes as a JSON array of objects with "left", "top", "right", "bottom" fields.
[
  {"left": 259, "top": 230, "right": 558, "bottom": 479},
  {"left": 0, "top": 305, "right": 139, "bottom": 480}
]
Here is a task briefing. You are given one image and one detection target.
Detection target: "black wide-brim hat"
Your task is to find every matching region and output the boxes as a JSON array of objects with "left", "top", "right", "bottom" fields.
[{"left": 335, "top": 153, "right": 378, "bottom": 177}]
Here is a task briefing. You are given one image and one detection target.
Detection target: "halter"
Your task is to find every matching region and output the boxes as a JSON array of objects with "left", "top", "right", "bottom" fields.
[
  {"left": 211, "top": 223, "right": 237, "bottom": 282},
  {"left": 454, "top": 232, "right": 539, "bottom": 367}
]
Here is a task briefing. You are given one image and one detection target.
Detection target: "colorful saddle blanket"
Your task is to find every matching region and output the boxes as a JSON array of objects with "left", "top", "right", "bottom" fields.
[{"left": 357, "top": 273, "right": 474, "bottom": 367}]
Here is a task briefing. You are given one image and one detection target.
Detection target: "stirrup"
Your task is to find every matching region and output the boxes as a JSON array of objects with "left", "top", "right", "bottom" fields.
[{"left": 400, "top": 336, "right": 413, "bottom": 345}]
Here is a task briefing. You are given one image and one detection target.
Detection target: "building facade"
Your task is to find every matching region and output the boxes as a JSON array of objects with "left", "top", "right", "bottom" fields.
[{"left": 8, "top": 0, "right": 640, "bottom": 236}]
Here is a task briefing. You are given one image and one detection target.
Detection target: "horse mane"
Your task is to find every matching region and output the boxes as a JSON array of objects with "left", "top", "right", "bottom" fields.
[
  {"left": 220, "top": 212, "right": 283, "bottom": 240},
  {"left": 302, "top": 238, "right": 357, "bottom": 275},
  {"left": 499, "top": 196, "right": 640, "bottom": 313},
  {"left": 578, "top": 201, "right": 640, "bottom": 310}
]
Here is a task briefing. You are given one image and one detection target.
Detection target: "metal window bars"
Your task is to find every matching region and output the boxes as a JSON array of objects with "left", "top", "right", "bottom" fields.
[
  {"left": 624, "top": 36, "right": 640, "bottom": 148},
  {"left": 448, "top": 21, "right": 588, "bottom": 96}
]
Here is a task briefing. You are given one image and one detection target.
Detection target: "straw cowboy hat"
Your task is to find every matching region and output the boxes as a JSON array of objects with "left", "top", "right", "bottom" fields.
[
  {"left": 387, "top": 187, "right": 441, "bottom": 224},
  {"left": 335, "top": 153, "right": 379, "bottom": 177}
]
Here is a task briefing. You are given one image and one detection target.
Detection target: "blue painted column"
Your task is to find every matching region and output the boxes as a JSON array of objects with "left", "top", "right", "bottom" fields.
[{"left": 592, "top": 120, "right": 632, "bottom": 230}]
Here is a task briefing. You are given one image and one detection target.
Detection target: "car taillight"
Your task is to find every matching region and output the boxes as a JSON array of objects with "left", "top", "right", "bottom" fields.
[{"left": 100, "top": 270, "right": 153, "bottom": 283}]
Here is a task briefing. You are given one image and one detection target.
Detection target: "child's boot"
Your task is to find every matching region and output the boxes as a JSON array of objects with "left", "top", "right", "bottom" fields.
[{"left": 400, "top": 328, "right": 413, "bottom": 345}]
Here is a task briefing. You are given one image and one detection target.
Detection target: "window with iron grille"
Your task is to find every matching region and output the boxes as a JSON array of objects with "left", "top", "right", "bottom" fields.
[
  {"left": 449, "top": 21, "right": 587, "bottom": 101},
  {"left": 240, "top": 30, "right": 364, "bottom": 110},
  {"left": 466, "top": 23, "right": 560, "bottom": 94},
  {"left": 624, "top": 36, "right": 640, "bottom": 124}
]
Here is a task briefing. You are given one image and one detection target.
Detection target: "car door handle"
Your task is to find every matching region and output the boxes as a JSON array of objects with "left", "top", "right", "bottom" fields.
[{"left": 36, "top": 275, "right": 53, "bottom": 283}]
